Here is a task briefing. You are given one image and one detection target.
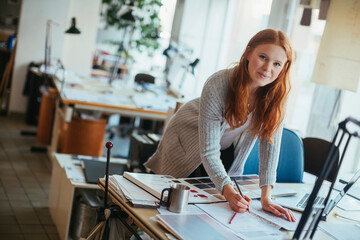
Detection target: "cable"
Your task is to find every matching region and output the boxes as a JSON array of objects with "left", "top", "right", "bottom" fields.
[{"left": 334, "top": 212, "right": 360, "bottom": 223}]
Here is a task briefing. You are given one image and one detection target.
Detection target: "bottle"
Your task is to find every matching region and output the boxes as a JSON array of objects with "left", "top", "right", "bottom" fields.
[{"left": 7, "top": 34, "right": 16, "bottom": 50}]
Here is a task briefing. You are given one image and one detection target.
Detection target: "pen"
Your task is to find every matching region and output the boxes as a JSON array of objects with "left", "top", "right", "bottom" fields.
[
  {"left": 234, "top": 178, "right": 250, "bottom": 214},
  {"left": 229, "top": 179, "right": 251, "bottom": 224}
]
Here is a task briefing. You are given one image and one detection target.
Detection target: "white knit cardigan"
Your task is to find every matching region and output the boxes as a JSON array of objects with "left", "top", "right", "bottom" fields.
[{"left": 144, "top": 68, "right": 283, "bottom": 193}]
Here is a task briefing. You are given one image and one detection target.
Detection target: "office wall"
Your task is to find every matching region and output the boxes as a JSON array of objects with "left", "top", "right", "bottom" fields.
[
  {"left": 175, "top": 0, "right": 273, "bottom": 96},
  {"left": 61, "top": 0, "right": 101, "bottom": 77},
  {"left": 9, "top": 0, "right": 100, "bottom": 113},
  {"left": 9, "top": 0, "right": 70, "bottom": 113},
  {"left": 175, "top": 0, "right": 228, "bottom": 96}
]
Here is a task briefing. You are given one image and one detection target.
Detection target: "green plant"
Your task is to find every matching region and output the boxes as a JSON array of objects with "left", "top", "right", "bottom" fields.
[{"left": 101, "top": 0, "right": 162, "bottom": 62}]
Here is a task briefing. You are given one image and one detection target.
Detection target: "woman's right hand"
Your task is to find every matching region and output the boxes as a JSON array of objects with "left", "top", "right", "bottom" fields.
[{"left": 222, "top": 183, "right": 252, "bottom": 213}]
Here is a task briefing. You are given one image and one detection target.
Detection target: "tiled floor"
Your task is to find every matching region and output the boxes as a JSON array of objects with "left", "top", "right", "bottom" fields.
[{"left": 0, "top": 114, "right": 60, "bottom": 240}]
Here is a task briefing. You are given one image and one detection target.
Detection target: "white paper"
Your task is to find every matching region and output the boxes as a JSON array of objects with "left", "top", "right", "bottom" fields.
[
  {"left": 63, "top": 88, "right": 132, "bottom": 105},
  {"left": 249, "top": 200, "right": 299, "bottom": 231},
  {"left": 319, "top": 222, "right": 360, "bottom": 240},
  {"left": 132, "top": 93, "right": 177, "bottom": 112},
  {"left": 110, "top": 175, "right": 158, "bottom": 202},
  {"left": 196, "top": 202, "right": 284, "bottom": 240},
  {"left": 157, "top": 214, "right": 242, "bottom": 240},
  {"left": 251, "top": 186, "right": 297, "bottom": 198},
  {"left": 157, "top": 205, "right": 205, "bottom": 215},
  {"left": 64, "top": 165, "right": 86, "bottom": 182}
]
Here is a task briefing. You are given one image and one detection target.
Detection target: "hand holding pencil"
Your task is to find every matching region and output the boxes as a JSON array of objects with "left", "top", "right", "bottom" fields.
[{"left": 228, "top": 179, "right": 252, "bottom": 224}]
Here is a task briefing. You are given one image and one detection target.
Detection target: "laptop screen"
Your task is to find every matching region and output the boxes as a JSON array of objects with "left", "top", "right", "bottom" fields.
[{"left": 323, "top": 169, "right": 360, "bottom": 216}]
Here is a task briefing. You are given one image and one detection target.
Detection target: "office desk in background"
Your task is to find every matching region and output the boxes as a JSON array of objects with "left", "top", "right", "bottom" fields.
[
  {"left": 37, "top": 67, "right": 183, "bottom": 162},
  {"left": 98, "top": 179, "right": 360, "bottom": 240}
]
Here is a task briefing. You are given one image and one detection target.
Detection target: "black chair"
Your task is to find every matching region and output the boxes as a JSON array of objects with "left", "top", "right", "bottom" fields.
[
  {"left": 302, "top": 137, "right": 340, "bottom": 182},
  {"left": 108, "top": 73, "right": 156, "bottom": 142},
  {"left": 134, "top": 73, "right": 155, "bottom": 84}
]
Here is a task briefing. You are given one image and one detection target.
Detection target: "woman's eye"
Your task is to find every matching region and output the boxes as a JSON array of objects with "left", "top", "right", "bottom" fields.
[
  {"left": 274, "top": 62, "right": 282, "bottom": 67},
  {"left": 259, "top": 55, "right": 266, "bottom": 60}
]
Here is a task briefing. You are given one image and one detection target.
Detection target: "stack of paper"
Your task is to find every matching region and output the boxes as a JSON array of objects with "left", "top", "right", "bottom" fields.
[{"left": 109, "top": 175, "right": 159, "bottom": 208}]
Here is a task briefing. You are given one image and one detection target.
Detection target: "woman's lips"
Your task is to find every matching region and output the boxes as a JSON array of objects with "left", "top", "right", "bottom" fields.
[{"left": 258, "top": 72, "right": 270, "bottom": 79}]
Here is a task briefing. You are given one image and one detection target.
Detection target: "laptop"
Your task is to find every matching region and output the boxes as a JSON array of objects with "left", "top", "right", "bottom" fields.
[
  {"left": 275, "top": 169, "right": 360, "bottom": 215},
  {"left": 82, "top": 159, "right": 127, "bottom": 184}
]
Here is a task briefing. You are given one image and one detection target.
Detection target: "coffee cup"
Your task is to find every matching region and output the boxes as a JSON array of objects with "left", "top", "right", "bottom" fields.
[{"left": 159, "top": 184, "right": 190, "bottom": 213}]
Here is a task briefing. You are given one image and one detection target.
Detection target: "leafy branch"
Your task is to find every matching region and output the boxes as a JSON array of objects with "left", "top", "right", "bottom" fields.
[{"left": 101, "top": 0, "right": 162, "bottom": 61}]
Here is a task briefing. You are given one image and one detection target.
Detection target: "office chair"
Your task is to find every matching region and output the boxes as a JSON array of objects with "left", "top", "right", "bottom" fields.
[
  {"left": 243, "top": 128, "right": 304, "bottom": 183},
  {"left": 302, "top": 137, "right": 339, "bottom": 182},
  {"left": 107, "top": 73, "right": 157, "bottom": 140},
  {"left": 134, "top": 73, "right": 155, "bottom": 84}
]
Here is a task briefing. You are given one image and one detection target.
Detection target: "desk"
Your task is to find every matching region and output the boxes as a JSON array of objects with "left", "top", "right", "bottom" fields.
[
  {"left": 98, "top": 178, "right": 169, "bottom": 240},
  {"left": 40, "top": 67, "right": 182, "bottom": 163},
  {"left": 97, "top": 179, "right": 360, "bottom": 240},
  {"left": 48, "top": 153, "right": 128, "bottom": 240}
]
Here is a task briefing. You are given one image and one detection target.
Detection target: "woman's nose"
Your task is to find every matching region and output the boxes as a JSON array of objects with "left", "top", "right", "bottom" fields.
[{"left": 262, "top": 62, "right": 271, "bottom": 72}]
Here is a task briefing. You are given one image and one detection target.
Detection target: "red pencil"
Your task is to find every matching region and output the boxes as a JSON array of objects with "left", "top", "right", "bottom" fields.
[{"left": 229, "top": 212, "right": 237, "bottom": 224}]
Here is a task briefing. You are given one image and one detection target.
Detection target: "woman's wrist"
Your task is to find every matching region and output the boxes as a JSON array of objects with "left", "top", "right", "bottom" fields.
[
  {"left": 260, "top": 185, "right": 272, "bottom": 203},
  {"left": 222, "top": 183, "right": 236, "bottom": 200}
]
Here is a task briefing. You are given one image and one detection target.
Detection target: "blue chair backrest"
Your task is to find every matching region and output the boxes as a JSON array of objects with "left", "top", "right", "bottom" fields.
[{"left": 243, "top": 128, "right": 304, "bottom": 183}]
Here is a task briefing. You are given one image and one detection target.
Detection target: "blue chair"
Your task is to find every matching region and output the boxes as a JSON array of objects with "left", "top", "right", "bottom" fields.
[{"left": 243, "top": 128, "right": 304, "bottom": 183}]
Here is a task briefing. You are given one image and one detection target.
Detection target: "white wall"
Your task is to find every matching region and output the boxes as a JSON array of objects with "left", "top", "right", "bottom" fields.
[
  {"left": 9, "top": 0, "right": 101, "bottom": 113},
  {"left": 61, "top": 0, "right": 101, "bottom": 77},
  {"left": 174, "top": 0, "right": 272, "bottom": 97},
  {"left": 176, "top": 0, "right": 229, "bottom": 96},
  {"left": 9, "top": 0, "right": 70, "bottom": 113}
]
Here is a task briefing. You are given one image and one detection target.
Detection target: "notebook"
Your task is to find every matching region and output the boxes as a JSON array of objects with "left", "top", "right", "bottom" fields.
[
  {"left": 275, "top": 169, "right": 360, "bottom": 215},
  {"left": 82, "top": 159, "right": 127, "bottom": 184}
]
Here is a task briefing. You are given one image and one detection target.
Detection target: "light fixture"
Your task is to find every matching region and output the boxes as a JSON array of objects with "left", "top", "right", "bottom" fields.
[
  {"left": 120, "top": 10, "right": 136, "bottom": 22},
  {"left": 44, "top": 17, "right": 81, "bottom": 75},
  {"left": 44, "top": 20, "right": 59, "bottom": 74},
  {"left": 65, "top": 17, "right": 81, "bottom": 34}
]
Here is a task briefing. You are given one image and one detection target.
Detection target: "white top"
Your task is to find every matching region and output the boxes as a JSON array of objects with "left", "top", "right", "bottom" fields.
[{"left": 220, "top": 113, "right": 253, "bottom": 150}]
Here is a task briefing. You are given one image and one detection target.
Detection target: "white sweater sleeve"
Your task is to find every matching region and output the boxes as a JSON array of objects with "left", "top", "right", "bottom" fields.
[{"left": 198, "top": 69, "right": 232, "bottom": 193}]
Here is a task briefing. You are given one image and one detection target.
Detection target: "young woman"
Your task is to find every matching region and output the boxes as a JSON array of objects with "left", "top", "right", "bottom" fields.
[{"left": 145, "top": 29, "right": 296, "bottom": 222}]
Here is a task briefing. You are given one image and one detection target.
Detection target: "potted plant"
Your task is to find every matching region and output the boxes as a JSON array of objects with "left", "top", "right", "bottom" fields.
[{"left": 101, "top": 0, "right": 162, "bottom": 67}]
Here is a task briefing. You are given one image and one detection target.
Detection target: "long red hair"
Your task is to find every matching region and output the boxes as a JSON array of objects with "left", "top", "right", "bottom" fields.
[{"left": 225, "top": 29, "right": 294, "bottom": 143}]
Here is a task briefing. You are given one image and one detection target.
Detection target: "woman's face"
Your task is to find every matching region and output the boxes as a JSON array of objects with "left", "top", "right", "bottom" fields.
[{"left": 247, "top": 43, "right": 287, "bottom": 89}]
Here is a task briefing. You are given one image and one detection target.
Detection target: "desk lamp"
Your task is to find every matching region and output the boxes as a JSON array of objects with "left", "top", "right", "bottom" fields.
[
  {"left": 65, "top": 17, "right": 81, "bottom": 34},
  {"left": 178, "top": 58, "right": 200, "bottom": 91},
  {"left": 163, "top": 44, "right": 178, "bottom": 87},
  {"left": 44, "top": 17, "right": 81, "bottom": 75},
  {"left": 293, "top": 117, "right": 360, "bottom": 239},
  {"left": 44, "top": 20, "right": 60, "bottom": 75}
]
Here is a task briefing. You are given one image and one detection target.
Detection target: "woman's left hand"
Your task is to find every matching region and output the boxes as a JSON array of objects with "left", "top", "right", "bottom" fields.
[{"left": 261, "top": 197, "right": 296, "bottom": 222}]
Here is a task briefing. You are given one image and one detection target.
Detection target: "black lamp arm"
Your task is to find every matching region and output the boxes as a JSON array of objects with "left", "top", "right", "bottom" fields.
[{"left": 293, "top": 117, "right": 360, "bottom": 240}]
